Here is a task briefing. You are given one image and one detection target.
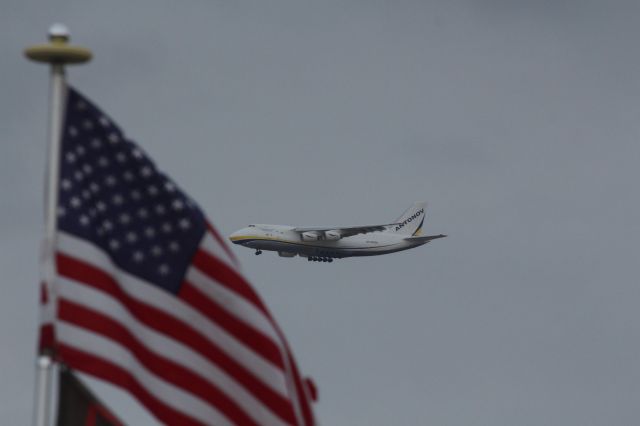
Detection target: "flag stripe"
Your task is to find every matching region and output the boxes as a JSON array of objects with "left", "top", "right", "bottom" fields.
[
  {"left": 180, "top": 280, "right": 285, "bottom": 369},
  {"left": 57, "top": 232, "right": 289, "bottom": 394},
  {"left": 205, "top": 222, "right": 239, "bottom": 267},
  {"left": 59, "top": 301, "right": 266, "bottom": 426},
  {"left": 56, "top": 251, "right": 297, "bottom": 419},
  {"left": 57, "top": 325, "right": 233, "bottom": 426},
  {"left": 185, "top": 265, "right": 282, "bottom": 344},
  {"left": 193, "top": 249, "right": 271, "bottom": 315},
  {"left": 57, "top": 278, "right": 294, "bottom": 425},
  {"left": 59, "top": 346, "right": 205, "bottom": 426}
]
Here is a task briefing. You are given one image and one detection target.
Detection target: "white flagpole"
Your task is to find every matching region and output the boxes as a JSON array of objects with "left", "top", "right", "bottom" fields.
[{"left": 25, "top": 24, "right": 92, "bottom": 426}]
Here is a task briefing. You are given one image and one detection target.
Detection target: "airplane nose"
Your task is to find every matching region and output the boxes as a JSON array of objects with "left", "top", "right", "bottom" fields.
[{"left": 228, "top": 229, "right": 245, "bottom": 245}]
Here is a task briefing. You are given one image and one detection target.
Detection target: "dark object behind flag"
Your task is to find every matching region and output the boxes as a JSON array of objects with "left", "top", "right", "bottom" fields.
[
  {"left": 40, "top": 87, "right": 315, "bottom": 425},
  {"left": 57, "top": 368, "right": 124, "bottom": 426}
]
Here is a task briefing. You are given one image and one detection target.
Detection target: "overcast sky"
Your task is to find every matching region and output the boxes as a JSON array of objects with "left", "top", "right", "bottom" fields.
[{"left": 2, "top": 1, "right": 640, "bottom": 424}]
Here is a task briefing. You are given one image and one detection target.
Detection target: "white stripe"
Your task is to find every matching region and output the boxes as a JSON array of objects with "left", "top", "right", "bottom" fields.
[
  {"left": 185, "top": 266, "right": 281, "bottom": 343},
  {"left": 56, "top": 232, "right": 289, "bottom": 397},
  {"left": 56, "top": 322, "right": 234, "bottom": 426},
  {"left": 57, "top": 278, "right": 290, "bottom": 426},
  {"left": 201, "top": 231, "right": 238, "bottom": 269}
]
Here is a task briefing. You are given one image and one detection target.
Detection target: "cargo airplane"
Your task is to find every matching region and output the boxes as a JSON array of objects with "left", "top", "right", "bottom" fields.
[{"left": 229, "top": 202, "right": 446, "bottom": 262}]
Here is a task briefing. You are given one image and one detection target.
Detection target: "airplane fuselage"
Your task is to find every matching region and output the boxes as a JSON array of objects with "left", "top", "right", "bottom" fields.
[{"left": 230, "top": 225, "right": 430, "bottom": 260}]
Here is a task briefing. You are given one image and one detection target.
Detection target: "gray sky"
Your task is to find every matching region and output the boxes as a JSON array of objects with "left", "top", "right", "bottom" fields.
[{"left": 2, "top": 1, "right": 640, "bottom": 424}]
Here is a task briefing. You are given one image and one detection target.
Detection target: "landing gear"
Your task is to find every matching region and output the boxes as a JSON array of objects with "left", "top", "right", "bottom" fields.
[
  {"left": 307, "top": 256, "right": 334, "bottom": 263},
  {"left": 255, "top": 250, "right": 262, "bottom": 255}
]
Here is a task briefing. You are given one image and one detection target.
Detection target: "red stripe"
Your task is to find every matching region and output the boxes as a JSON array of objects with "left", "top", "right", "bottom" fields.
[
  {"left": 39, "top": 323, "right": 55, "bottom": 353},
  {"left": 192, "top": 249, "right": 271, "bottom": 316},
  {"left": 59, "top": 300, "right": 260, "bottom": 426},
  {"left": 206, "top": 222, "right": 239, "bottom": 266},
  {"left": 57, "top": 252, "right": 297, "bottom": 424},
  {"left": 286, "top": 350, "right": 314, "bottom": 426},
  {"left": 192, "top": 249, "right": 315, "bottom": 425},
  {"left": 270, "top": 323, "right": 315, "bottom": 426},
  {"left": 57, "top": 344, "right": 205, "bottom": 426},
  {"left": 180, "top": 281, "right": 285, "bottom": 369}
]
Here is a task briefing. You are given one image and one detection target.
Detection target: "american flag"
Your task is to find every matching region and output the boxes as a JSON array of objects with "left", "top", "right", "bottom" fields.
[{"left": 40, "top": 87, "right": 315, "bottom": 426}]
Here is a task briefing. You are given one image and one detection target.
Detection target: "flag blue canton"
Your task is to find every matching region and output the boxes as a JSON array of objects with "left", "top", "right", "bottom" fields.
[{"left": 57, "top": 87, "right": 206, "bottom": 294}]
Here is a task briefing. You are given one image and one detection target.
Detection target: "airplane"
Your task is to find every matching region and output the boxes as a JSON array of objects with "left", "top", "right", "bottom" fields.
[{"left": 228, "top": 202, "right": 446, "bottom": 262}]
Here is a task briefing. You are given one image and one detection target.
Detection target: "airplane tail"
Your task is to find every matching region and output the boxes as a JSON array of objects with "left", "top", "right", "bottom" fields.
[{"left": 389, "top": 202, "right": 427, "bottom": 236}]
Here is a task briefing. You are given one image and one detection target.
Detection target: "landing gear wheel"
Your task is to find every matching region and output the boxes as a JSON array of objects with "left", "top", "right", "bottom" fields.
[
  {"left": 328, "top": 258, "right": 333, "bottom": 263},
  {"left": 255, "top": 250, "right": 262, "bottom": 255}
]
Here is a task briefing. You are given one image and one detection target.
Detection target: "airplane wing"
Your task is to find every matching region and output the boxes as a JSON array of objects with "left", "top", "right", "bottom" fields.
[
  {"left": 404, "top": 234, "right": 447, "bottom": 243},
  {"left": 292, "top": 224, "right": 399, "bottom": 239}
]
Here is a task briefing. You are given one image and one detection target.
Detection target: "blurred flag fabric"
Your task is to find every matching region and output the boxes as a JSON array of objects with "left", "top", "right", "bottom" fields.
[
  {"left": 39, "top": 87, "right": 315, "bottom": 426},
  {"left": 57, "top": 368, "right": 124, "bottom": 426}
]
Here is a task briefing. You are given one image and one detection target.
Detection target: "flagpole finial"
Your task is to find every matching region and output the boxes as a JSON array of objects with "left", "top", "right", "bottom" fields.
[
  {"left": 24, "top": 23, "right": 92, "bottom": 65},
  {"left": 48, "top": 23, "right": 70, "bottom": 42}
]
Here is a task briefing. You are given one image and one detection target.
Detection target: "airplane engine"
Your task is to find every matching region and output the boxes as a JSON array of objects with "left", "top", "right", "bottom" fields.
[
  {"left": 301, "top": 232, "right": 321, "bottom": 241},
  {"left": 324, "top": 230, "right": 341, "bottom": 240}
]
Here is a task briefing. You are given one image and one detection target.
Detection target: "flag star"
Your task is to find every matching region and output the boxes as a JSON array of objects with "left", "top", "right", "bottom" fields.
[
  {"left": 66, "top": 152, "right": 77, "bottom": 163},
  {"left": 79, "top": 215, "right": 90, "bottom": 226},
  {"left": 105, "top": 175, "right": 117, "bottom": 187},
  {"left": 132, "top": 251, "right": 145, "bottom": 262},
  {"left": 123, "top": 171, "right": 135, "bottom": 182},
  {"left": 112, "top": 194, "right": 124, "bottom": 205},
  {"left": 108, "top": 133, "right": 120, "bottom": 144},
  {"left": 89, "top": 182, "right": 100, "bottom": 193},
  {"left": 126, "top": 232, "right": 138, "bottom": 243},
  {"left": 158, "top": 264, "right": 170, "bottom": 275},
  {"left": 131, "top": 148, "right": 144, "bottom": 159},
  {"left": 82, "top": 164, "right": 93, "bottom": 174},
  {"left": 151, "top": 245, "right": 163, "bottom": 257},
  {"left": 172, "top": 199, "right": 184, "bottom": 211},
  {"left": 140, "top": 166, "right": 152, "bottom": 178},
  {"left": 76, "top": 101, "right": 86, "bottom": 110},
  {"left": 130, "top": 190, "right": 141, "bottom": 200},
  {"left": 99, "top": 116, "right": 110, "bottom": 127},
  {"left": 109, "top": 239, "right": 120, "bottom": 250},
  {"left": 82, "top": 189, "right": 91, "bottom": 200},
  {"left": 98, "top": 157, "right": 109, "bottom": 168},
  {"left": 155, "top": 205, "right": 166, "bottom": 215},
  {"left": 74, "top": 171, "right": 84, "bottom": 182},
  {"left": 61, "top": 179, "right": 72, "bottom": 191},
  {"left": 57, "top": 206, "right": 66, "bottom": 217},
  {"left": 76, "top": 145, "right": 86, "bottom": 156},
  {"left": 119, "top": 213, "right": 131, "bottom": 224},
  {"left": 103, "top": 220, "right": 114, "bottom": 231},
  {"left": 168, "top": 241, "right": 180, "bottom": 252},
  {"left": 137, "top": 208, "right": 149, "bottom": 219},
  {"left": 145, "top": 227, "right": 156, "bottom": 238},
  {"left": 96, "top": 201, "right": 107, "bottom": 212},
  {"left": 70, "top": 197, "right": 82, "bottom": 208},
  {"left": 147, "top": 185, "right": 159, "bottom": 196},
  {"left": 116, "top": 152, "right": 128, "bottom": 163},
  {"left": 179, "top": 218, "right": 191, "bottom": 230},
  {"left": 68, "top": 126, "right": 78, "bottom": 137},
  {"left": 162, "top": 222, "right": 172, "bottom": 233},
  {"left": 164, "top": 182, "right": 176, "bottom": 193},
  {"left": 83, "top": 120, "right": 94, "bottom": 130},
  {"left": 91, "top": 138, "right": 102, "bottom": 149}
]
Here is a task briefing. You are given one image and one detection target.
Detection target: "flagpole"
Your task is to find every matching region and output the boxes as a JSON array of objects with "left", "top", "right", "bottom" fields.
[{"left": 25, "top": 24, "right": 92, "bottom": 426}]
